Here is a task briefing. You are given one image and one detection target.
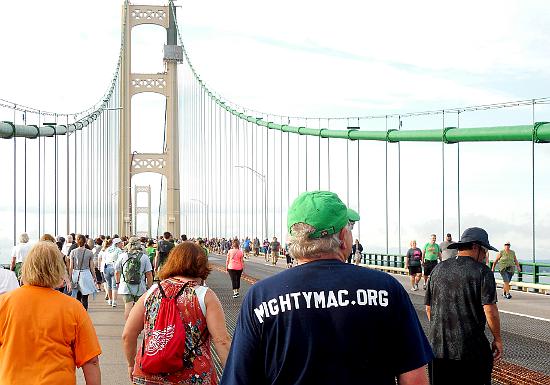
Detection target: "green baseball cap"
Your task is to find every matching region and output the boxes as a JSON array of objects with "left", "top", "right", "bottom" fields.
[{"left": 287, "top": 191, "right": 360, "bottom": 238}]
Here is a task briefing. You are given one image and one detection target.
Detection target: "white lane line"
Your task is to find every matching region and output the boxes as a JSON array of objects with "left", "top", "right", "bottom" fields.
[{"left": 500, "top": 309, "right": 550, "bottom": 322}]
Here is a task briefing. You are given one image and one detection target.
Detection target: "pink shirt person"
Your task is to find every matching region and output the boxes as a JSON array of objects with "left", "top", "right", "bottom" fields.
[{"left": 226, "top": 248, "right": 244, "bottom": 270}]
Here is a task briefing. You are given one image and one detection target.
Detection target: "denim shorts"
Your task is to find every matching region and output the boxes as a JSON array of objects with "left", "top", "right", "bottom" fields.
[
  {"left": 500, "top": 267, "right": 515, "bottom": 283},
  {"left": 103, "top": 265, "right": 118, "bottom": 290}
]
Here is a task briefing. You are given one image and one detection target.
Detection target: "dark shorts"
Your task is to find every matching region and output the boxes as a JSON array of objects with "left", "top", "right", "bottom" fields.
[
  {"left": 429, "top": 357, "right": 492, "bottom": 385},
  {"left": 123, "top": 294, "right": 141, "bottom": 303},
  {"left": 408, "top": 265, "right": 422, "bottom": 275},
  {"left": 286, "top": 254, "right": 293, "bottom": 264},
  {"left": 500, "top": 266, "right": 515, "bottom": 283},
  {"left": 423, "top": 260, "right": 438, "bottom": 276}
]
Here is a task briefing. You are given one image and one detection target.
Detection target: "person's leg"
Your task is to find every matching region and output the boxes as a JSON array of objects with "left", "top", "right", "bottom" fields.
[
  {"left": 123, "top": 295, "right": 135, "bottom": 320},
  {"left": 235, "top": 269, "right": 243, "bottom": 292},
  {"left": 409, "top": 270, "right": 415, "bottom": 289},
  {"left": 429, "top": 358, "right": 461, "bottom": 385},
  {"left": 81, "top": 294, "right": 89, "bottom": 311}
]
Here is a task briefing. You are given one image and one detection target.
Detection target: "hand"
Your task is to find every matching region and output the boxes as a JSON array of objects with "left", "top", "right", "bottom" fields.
[
  {"left": 492, "top": 339, "right": 503, "bottom": 362},
  {"left": 127, "top": 365, "right": 134, "bottom": 381}
]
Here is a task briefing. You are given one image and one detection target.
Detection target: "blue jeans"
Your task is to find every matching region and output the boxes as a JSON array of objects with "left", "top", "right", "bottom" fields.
[{"left": 103, "top": 265, "right": 117, "bottom": 290}]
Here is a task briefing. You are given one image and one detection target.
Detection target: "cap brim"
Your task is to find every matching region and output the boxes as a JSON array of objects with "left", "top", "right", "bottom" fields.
[
  {"left": 347, "top": 208, "right": 360, "bottom": 222},
  {"left": 447, "top": 241, "right": 498, "bottom": 252}
]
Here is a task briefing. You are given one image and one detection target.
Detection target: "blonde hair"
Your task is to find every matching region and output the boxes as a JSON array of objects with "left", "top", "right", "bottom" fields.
[
  {"left": 21, "top": 241, "right": 67, "bottom": 288},
  {"left": 40, "top": 233, "right": 56, "bottom": 243},
  {"left": 288, "top": 223, "right": 341, "bottom": 260},
  {"left": 19, "top": 233, "right": 29, "bottom": 243}
]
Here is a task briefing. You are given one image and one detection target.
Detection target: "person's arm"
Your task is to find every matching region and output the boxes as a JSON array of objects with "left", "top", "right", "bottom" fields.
[
  {"left": 89, "top": 254, "right": 97, "bottom": 284},
  {"left": 122, "top": 295, "right": 146, "bottom": 380},
  {"left": 115, "top": 270, "right": 121, "bottom": 285},
  {"left": 145, "top": 271, "right": 153, "bottom": 289},
  {"left": 204, "top": 289, "right": 232, "bottom": 366},
  {"left": 10, "top": 247, "right": 16, "bottom": 271},
  {"left": 421, "top": 247, "right": 426, "bottom": 264},
  {"left": 226, "top": 251, "right": 231, "bottom": 270},
  {"left": 81, "top": 356, "right": 101, "bottom": 385},
  {"left": 514, "top": 256, "right": 521, "bottom": 272},
  {"left": 153, "top": 250, "right": 159, "bottom": 272},
  {"left": 491, "top": 252, "right": 501, "bottom": 271},
  {"left": 483, "top": 303, "right": 503, "bottom": 361},
  {"left": 425, "top": 305, "right": 431, "bottom": 321},
  {"left": 69, "top": 251, "right": 74, "bottom": 278},
  {"left": 398, "top": 366, "right": 429, "bottom": 385}
]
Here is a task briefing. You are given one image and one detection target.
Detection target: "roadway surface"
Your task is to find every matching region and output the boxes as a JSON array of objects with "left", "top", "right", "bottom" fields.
[{"left": 78, "top": 252, "right": 550, "bottom": 384}]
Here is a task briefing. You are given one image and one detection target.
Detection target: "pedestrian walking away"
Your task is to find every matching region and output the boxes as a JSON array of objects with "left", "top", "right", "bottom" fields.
[
  {"left": 491, "top": 241, "right": 521, "bottom": 299},
  {"left": 0, "top": 241, "right": 101, "bottom": 384},
  {"left": 226, "top": 239, "right": 245, "bottom": 298},
  {"left": 220, "top": 190, "right": 432, "bottom": 385},
  {"left": 422, "top": 234, "right": 441, "bottom": 289},
  {"left": 10, "top": 232, "right": 31, "bottom": 282},
  {"left": 69, "top": 234, "right": 97, "bottom": 311},
  {"left": 425, "top": 227, "right": 502, "bottom": 385},
  {"left": 115, "top": 236, "right": 154, "bottom": 320},
  {"left": 122, "top": 241, "right": 231, "bottom": 385},
  {"left": 352, "top": 238, "right": 364, "bottom": 265}
]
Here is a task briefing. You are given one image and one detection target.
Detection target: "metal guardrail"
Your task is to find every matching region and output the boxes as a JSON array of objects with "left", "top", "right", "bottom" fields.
[{"left": 360, "top": 252, "right": 550, "bottom": 287}]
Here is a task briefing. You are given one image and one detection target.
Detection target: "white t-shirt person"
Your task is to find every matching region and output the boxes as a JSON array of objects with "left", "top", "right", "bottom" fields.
[
  {"left": 115, "top": 252, "right": 153, "bottom": 297},
  {"left": 0, "top": 268, "right": 19, "bottom": 294}
]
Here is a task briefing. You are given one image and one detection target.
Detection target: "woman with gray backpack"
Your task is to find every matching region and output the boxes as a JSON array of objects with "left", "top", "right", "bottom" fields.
[{"left": 115, "top": 237, "right": 153, "bottom": 320}]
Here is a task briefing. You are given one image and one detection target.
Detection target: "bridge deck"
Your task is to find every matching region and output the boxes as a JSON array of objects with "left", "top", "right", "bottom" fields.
[{"left": 78, "top": 253, "right": 550, "bottom": 384}]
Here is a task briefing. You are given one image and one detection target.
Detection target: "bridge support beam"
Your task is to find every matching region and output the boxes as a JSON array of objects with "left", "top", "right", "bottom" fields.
[{"left": 118, "top": 2, "right": 181, "bottom": 237}]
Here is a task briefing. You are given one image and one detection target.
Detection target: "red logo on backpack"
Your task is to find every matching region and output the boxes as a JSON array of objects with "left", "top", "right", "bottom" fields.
[{"left": 140, "top": 282, "right": 191, "bottom": 374}]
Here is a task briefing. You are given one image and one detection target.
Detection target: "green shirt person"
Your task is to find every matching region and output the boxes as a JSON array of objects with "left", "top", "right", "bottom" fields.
[{"left": 491, "top": 241, "right": 521, "bottom": 299}]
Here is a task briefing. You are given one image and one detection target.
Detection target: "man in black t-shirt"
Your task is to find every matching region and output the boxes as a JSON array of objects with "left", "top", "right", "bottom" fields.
[
  {"left": 405, "top": 240, "right": 423, "bottom": 291},
  {"left": 221, "top": 191, "right": 432, "bottom": 385},
  {"left": 425, "top": 227, "right": 502, "bottom": 385}
]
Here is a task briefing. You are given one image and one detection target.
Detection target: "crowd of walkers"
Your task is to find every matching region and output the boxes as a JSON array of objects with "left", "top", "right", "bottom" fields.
[{"left": 0, "top": 189, "right": 522, "bottom": 384}]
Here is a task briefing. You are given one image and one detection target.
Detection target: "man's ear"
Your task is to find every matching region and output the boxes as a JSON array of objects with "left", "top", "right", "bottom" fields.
[{"left": 338, "top": 226, "right": 347, "bottom": 241}]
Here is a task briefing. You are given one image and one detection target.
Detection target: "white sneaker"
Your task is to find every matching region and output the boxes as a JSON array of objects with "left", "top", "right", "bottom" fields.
[
  {"left": 111, "top": 301, "right": 117, "bottom": 307},
  {"left": 106, "top": 299, "right": 112, "bottom": 306}
]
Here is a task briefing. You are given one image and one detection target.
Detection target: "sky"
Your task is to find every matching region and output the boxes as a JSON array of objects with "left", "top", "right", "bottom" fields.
[{"left": 1, "top": 0, "right": 550, "bottom": 263}]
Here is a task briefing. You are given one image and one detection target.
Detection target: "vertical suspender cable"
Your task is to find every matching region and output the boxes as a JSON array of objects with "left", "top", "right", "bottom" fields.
[
  {"left": 66, "top": 115, "right": 70, "bottom": 234},
  {"left": 287, "top": 118, "right": 290, "bottom": 212},
  {"left": 237, "top": 112, "right": 241, "bottom": 238},
  {"left": 318, "top": 118, "right": 321, "bottom": 190},
  {"left": 531, "top": 100, "right": 536, "bottom": 263},
  {"left": 266, "top": 115, "right": 269, "bottom": 238},
  {"left": 38, "top": 111, "right": 42, "bottom": 237},
  {"left": 280, "top": 116, "right": 283, "bottom": 240},
  {"left": 54, "top": 113, "right": 58, "bottom": 235},
  {"left": 346, "top": 118, "right": 350, "bottom": 206},
  {"left": 24, "top": 111, "right": 27, "bottom": 232},
  {"left": 398, "top": 116, "right": 401, "bottom": 254},
  {"left": 272, "top": 118, "right": 275, "bottom": 238},
  {"left": 327, "top": 119, "right": 331, "bottom": 191},
  {"left": 442, "top": 110, "right": 445, "bottom": 239},
  {"left": 305, "top": 118, "right": 308, "bottom": 192},
  {"left": 385, "top": 115, "right": 388, "bottom": 254},
  {"left": 357, "top": 117, "right": 361, "bottom": 242},
  {"left": 13, "top": 106, "right": 17, "bottom": 245},
  {"left": 457, "top": 111, "right": 461, "bottom": 236}
]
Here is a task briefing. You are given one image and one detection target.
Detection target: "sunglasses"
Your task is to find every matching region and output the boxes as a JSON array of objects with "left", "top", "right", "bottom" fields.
[{"left": 348, "top": 221, "right": 355, "bottom": 230}]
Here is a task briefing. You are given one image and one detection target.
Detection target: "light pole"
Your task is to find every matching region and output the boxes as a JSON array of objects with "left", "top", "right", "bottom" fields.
[
  {"left": 190, "top": 198, "right": 209, "bottom": 238},
  {"left": 235, "top": 165, "right": 267, "bottom": 241}
]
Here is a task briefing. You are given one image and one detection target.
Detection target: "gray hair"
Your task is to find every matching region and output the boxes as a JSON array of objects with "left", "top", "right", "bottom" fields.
[
  {"left": 288, "top": 223, "right": 341, "bottom": 260},
  {"left": 19, "top": 233, "right": 29, "bottom": 243}
]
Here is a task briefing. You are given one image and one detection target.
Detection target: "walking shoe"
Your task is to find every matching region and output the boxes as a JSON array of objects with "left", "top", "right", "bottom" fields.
[
  {"left": 423, "top": 283, "right": 427, "bottom": 290},
  {"left": 232, "top": 293, "right": 239, "bottom": 298},
  {"left": 106, "top": 299, "right": 112, "bottom": 306},
  {"left": 414, "top": 283, "right": 419, "bottom": 291},
  {"left": 505, "top": 293, "right": 512, "bottom": 299},
  {"left": 111, "top": 301, "right": 117, "bottom": 307}
]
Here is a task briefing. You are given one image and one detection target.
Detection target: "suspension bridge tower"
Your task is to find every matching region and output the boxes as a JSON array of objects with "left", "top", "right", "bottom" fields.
[{"left": 119, "top": 2, "right": 182, "bottom": 237}]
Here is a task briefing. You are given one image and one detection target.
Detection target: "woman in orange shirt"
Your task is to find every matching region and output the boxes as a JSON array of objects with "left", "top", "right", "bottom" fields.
[
  {"left": 0, "top": 241, "right": 101, "bottom": 385},
  {"left": 226, "top": 239, "right": 245, "bottom": 298}
]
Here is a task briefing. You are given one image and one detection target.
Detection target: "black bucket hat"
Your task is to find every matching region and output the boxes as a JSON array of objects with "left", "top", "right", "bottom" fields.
[{"left": 447, "top": 227, "right": 498, "bottom": 252}]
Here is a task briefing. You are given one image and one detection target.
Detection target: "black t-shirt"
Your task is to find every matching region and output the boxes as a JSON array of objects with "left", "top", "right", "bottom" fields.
[
  {"left": 406, "top": 247, "right": 423, "bottom": 267},
  {"left": 424, "top": 257, "right": 497, "bottom": 361},
  {"left": 220, "top": 259, "right": 433, "bottom": 385}
]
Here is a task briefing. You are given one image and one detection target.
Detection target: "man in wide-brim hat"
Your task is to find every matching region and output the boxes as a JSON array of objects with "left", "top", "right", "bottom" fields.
[{"left": 425, "top": 227, "right": 502, "bottom": 385}]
